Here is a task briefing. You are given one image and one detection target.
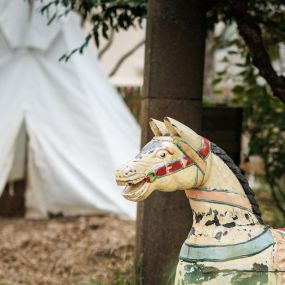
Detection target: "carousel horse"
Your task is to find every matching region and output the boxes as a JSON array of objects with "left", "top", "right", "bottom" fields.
[{"left": 116, "top": 117, "right": 285, "bottom": 284}]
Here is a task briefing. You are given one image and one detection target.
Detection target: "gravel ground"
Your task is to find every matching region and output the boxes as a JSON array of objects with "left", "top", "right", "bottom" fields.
[{"left": 0, "top": 215, "right": 135, "bottom": 285}]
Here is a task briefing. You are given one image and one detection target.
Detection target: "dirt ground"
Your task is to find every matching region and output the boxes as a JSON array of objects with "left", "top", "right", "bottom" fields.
[{"left": 0, "top": 215, "right": 135, "bottom": 285}]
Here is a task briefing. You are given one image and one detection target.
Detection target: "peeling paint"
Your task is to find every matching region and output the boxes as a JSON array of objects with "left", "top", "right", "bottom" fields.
[
  {"left": 223, "top": 222, "right": 236, "bottom": 228},
  {"left": 195, "top": 212, "right": 203, "bottom": 223},
  {"left": 205, "top": 214, "right": 220, "bottom": 226},
  {"left": 215, "top": 231, "right": 222, "bottom": 240}
]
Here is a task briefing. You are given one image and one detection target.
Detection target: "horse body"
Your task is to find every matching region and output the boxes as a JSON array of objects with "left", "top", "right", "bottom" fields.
[{"left": 116, "top": 117, "right": 285, "bottom": 284}]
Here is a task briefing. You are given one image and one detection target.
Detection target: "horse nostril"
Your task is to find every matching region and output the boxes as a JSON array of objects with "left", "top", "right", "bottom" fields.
[{"left": 124, "top": 166, "right": 136, "bottom": 176}]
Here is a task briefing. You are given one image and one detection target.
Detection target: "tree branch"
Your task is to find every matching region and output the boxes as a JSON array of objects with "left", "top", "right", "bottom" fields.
[
  {"left": 230, "top": 0, "right": 285, "bottom": 103},
  {"left": 109, "top": 39, "right": 145, "bottom": 77},
  {"left": 98, "top": 29, "right": 115, "bottom": 59}
]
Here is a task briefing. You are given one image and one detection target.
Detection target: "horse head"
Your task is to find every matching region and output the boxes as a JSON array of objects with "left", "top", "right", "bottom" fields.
[{"left": 116, "top": 117, "right": 212, "bottom": 201}]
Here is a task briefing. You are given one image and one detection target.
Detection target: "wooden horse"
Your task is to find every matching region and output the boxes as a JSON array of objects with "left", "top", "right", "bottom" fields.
[{"left": 116, "top": 117, "right": 285, "bottom": 284}]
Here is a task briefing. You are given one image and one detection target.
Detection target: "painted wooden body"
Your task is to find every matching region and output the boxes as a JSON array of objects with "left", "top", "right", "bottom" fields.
[{"left": 116, "top": 117, "right": 285, "bottom": 284}]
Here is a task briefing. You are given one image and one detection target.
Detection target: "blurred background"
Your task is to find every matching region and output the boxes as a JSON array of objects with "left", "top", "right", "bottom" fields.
[{"left": 0, "top": 0, "right": 284, "bottom": 284}]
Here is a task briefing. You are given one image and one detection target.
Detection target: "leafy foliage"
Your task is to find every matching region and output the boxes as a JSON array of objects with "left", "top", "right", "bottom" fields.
[
  {"left": 40, "top": 0, "right": 147, "bottom": 61},
  {"left": 235, "top": 69, "right": 285, "bottom": 215},
  {"left": 40, "top": 0, "right": 285, "bottom": 62},
  {"left": 206, "top": 0, "right": 285, "bottom": 37},
  {"left": 213, "top": 33, "right": 285, "bottom": 214},
  {"left": 41, "top": 0, "right": 285, "bottom": 212}
]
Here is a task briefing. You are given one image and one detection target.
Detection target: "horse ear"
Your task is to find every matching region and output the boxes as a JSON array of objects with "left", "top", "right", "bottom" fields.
[
  {"left": 163, "top": 117, "right": 179, "bottom": 136},
  {"left": 163, "top": 117, "right": 202, "bottom": 149},
  {"left": 149, "top": 118, "right": 169, "bottom": 136}
]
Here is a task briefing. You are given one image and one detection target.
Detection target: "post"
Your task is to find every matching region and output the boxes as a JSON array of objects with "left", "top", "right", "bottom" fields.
[{"left": 137, "top": 1, "right": 206, "bottom": 284}]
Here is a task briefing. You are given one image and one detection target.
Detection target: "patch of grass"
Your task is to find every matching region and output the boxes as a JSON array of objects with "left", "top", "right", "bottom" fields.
[
  {"left": 80, "top": 262, "right": 134, "bottom": 285},
  {"left": 112, "top": 262, "right": 134, "bottom": 285}
]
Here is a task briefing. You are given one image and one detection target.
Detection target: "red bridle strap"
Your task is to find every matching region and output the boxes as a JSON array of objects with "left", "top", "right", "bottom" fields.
[{"left": 145, "top": 137, "right": 210, "bottom": 183}]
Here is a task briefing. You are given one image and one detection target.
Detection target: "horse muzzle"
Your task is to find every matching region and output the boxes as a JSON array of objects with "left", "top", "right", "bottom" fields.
[
  {"left": 116, "top": 163, "right": 154, "bottom": 201},
  {"left": 115, "top": 165, "right": 146, "bottom": 186}
]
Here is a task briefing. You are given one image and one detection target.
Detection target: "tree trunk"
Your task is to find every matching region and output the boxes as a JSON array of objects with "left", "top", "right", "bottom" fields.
[{"left": 136, "top": 1, "right": 206, "bottom": 284}]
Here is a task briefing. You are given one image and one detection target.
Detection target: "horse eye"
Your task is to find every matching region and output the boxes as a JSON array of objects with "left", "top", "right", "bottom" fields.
[{"left": 159, "top": 152, "right": 166, "bottom": 158}]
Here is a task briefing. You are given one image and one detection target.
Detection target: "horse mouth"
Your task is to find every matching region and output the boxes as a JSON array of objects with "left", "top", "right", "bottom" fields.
[
  {"left": 116, "top": 174, "right": 150, "bottom": 201},
  {"left": 116, "top": 175, "right": 145, "bottom": 186},
  {"left": 122, "top": 180, "right": 149, "bottom": 201}
]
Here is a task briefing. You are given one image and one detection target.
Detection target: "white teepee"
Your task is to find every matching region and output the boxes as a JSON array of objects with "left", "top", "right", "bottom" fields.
[{"left": 0, "top": 0, "right": 140, "bottom": 219}]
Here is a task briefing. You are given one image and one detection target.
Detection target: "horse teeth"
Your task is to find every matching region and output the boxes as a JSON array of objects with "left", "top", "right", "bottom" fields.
[{"left": 116, "top": 180, "right": 126, "bottom": 186}]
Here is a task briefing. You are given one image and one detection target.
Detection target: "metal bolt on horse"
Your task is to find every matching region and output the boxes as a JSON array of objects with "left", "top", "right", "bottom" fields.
[{"left": 116, "top": 117, "right": 285, "bottom": 284}]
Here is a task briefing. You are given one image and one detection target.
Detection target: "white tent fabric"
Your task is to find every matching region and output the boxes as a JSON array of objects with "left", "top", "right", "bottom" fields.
[{"left": 0, "top": 0, "right": 140, "bottom": 219}]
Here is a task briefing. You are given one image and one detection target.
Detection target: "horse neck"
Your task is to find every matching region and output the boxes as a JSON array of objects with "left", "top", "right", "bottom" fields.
[
  {"left": 202, "top": 153, "right": 247, "bottom": 197},
  {"left": 186, "top": 153, "right": 265, "bottom": 246}
]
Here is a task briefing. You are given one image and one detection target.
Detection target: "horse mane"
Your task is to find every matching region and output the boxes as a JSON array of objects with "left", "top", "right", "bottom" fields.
[{"left": 210, "top": 142, "right": 264, "bottom": 224}]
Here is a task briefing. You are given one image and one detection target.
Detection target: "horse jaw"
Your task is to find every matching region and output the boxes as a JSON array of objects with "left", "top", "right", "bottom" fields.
[{"left": 122, "top": 181, "right": 153, "bottom": 202}]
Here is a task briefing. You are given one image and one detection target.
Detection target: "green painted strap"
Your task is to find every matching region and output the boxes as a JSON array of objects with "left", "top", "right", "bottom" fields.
[
  {"left": 174, "top": 138, "right": 205, "bottom": 176},
  {"left": 196, "top": 187, "right": 247, "bottom": 197},
  {"left": 179, "top": 228, "right": 274, "bottom": 262},
  {"left": 276, "top": 229, "right": 285, "bottom": 237},
  {"left": 147, "top": 171, "right": 156, "bottom": 183},
  {"left": 188, "top": 197, "right": 252, "bottom": 212}
]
